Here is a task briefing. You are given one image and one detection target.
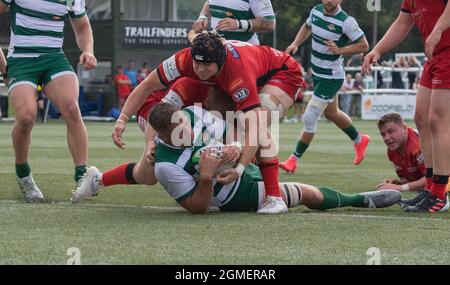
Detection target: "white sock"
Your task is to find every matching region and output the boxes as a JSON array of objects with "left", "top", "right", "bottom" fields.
[{"left": 353, "top": 134, "right": 362, "bottom": 144}]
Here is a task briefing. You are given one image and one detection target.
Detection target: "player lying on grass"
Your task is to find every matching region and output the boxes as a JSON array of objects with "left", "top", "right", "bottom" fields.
[
  {"left": 72, "top": 103, "right": 401, "bottom": 214},
  {"left": 71, "top": 77, "right": 234, "bottom": 203},
  {"left": 376, "top": 112, "right": 450, "bottom": 208}
]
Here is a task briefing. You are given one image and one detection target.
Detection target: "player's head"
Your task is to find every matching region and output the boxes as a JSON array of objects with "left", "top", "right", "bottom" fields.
[
  {"left": 377, "top": 112, "right": 408, "bottom": 152},
  {"left": 191, "top": 31, "right": 226, "bottom": 80},
  {"left": 322, "top": 0, "right": 342, "bottom": 14},
  {"left": 148, "top": 102, "right": 193, "bottom": 147}
]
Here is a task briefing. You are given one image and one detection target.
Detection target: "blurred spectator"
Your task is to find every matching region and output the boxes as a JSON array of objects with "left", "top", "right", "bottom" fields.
[
  {"left": 340, "top": 73, "right": 354, "bottom": 116},
  {"left": 137, "top": 62, "right": 150, "bottom": 84},
  {"left": 407, "top": 55, "right": 421, "bottom": 89},
  {"left": 392, "top": 56, "right": 407, "bottom": 89},
  {"left": 114, "top": 66, "right": 132, "bottom": 110},
  {"left": 124, "top": 60, "right": 138, "bottom": 89},
  {"left": 352, "top": 72, "right": 364, "bottom": 117}
]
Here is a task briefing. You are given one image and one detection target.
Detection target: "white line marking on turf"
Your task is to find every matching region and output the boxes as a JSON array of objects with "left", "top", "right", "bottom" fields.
[{"left": 1, "top": 200, "right": 449, "bottom": 221}]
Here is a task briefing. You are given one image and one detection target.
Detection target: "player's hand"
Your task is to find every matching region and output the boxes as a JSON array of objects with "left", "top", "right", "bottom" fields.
[
  {"left": 324, "top": 40, "right": 341, "bottom": 55},
  {"left": 216, "top": 168, "right": 240, "bottom": 185},
  {"left": 221, "top": 145, "right": 241, "bottom": 165},
  {"left": 362, "top": 50, "right": 381, "bottom": 75},
  {"left": 199, "top": 148, "right": 223, "bottom": 179},
  {"left": 216, "top": 18, "right": 238, "bottom": 31},
  {"left": 112, "top": 120, "right": 126, "bottom": 149},
  {"left": 382, "top": 178, "right": 401, "bottom": 184},
  {"left": 425, "top": 29, "right": 442, "bottom": 60},
  {"left": 145, "top": 140, "right": 156, "bottom": 165},
  {"left": 377, "top": 182, "right": 401, "bottom": 191},
  {"left": 193, "top": 18, "right": 208, "bottom": 33},
  {"left": 79, "top": 52, "right": 97, "bottom": 70},
  {"left": 285, "top": 45, "right": 298, "bottom": 55}
]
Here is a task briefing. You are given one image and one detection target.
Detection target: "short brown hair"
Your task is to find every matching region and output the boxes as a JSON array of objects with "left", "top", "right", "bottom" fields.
[
  {"left": 377, "top": 112, "right": 405, "bottom": 129},
  {"left": 148, "top": 102, "right": 179, "bottom": 133}
]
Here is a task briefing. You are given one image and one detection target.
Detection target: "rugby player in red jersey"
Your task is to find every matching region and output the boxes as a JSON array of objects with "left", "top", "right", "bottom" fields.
[
  {"left": 363, "top": 0, "right": 450, "bottom": 212},
  {"left": 111, "top": 31, "right": 304, "bottom": 214}
]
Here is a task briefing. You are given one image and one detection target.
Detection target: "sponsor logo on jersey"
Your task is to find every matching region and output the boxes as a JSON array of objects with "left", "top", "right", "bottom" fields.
[
  {"left": 162, "top": 55, "right": 180, "bottom": 82},
  {"left": 416, "top": 153, "right": 424, "bottom": 165},
  {"left": 226, "top": 43, "right": 240, "bottom": 59},
  {"left": 162, "top": 91, "right": 183, "bottom": 109},
  {"left": 233, "top": 88, "right": 249, "bottom": 102}
]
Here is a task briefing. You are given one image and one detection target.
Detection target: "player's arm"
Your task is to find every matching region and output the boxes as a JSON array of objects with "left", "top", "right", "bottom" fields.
[
  {"left": 362, "top": 11, "right": 414, "bottom": 74},
  {"left": 425, "top": 1, "right": 450, "bottom": 59},
  {"left": 112, "top": 70, "right": 165, "bottom": 148},
  {"left": 248, "top": 0, "right": 275, "bottom": 33},
  {"left": 372, "top": 12, "right": 414, "bottom": 55},
  {"left": 326, "top": 36, "right": 369, "bottom": 57},
  {"left": 185, "top": 148, "right": 240, "bottom": 214},
  {"left": 70, "top": 16, "right": 97, "bottom": 70},
  {"left": 0, "top": 48, "right": 6, "bottom": 75},
  {"left": 192, "top": 1, "right": 209, "bottom": 33},
  {"left": 286, "top": 23, "right": 312, "bottom": 55}
]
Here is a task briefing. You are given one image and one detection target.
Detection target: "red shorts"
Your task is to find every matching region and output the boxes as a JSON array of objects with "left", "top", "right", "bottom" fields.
[
  {"left": 264, "top": 57, "right": 304, "bottom": 101},
  {"left": 420, "top": 51, "right": 450, "bottom": 89}
]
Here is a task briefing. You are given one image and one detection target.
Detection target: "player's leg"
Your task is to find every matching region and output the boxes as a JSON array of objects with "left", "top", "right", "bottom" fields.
[
  {"left": 413, "top": 85, "right": 433, "bottom": 191},
  {"left": 323, "top": 97, "right": 370, "bottom": 165},
  {"left": 254, "top": 85, "right": 294, "bottom": 214},
  {"left": 43, "top": 73, "right": 88, "bottom": 184},
  {"left": 8, "top": 55, "right": 46, "bottom": 201},
  {"left": 279, "top": 183, "right": 401, "bottom": 210},
  {"left": 10, "top": 84, "right": 44, "bottom": 201},
  {"left": 406, "top": 88, "right": 450, "bottom": 213},
  {"left": 71, "top": 128, "right": 157, "bottom": 203}
]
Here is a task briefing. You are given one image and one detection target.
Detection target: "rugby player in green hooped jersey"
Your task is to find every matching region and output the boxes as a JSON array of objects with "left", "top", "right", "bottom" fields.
[
  {"left": 0, "top": 0, "right": 97, "bottom": 201},
  {"left": 280, "top": 0, "right": 371, "bottom": 174},
  {"left": 145, "top": 102, "right": 399, "bottom": 214}
]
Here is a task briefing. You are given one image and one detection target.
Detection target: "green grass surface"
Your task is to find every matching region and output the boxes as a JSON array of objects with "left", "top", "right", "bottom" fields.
[{"left": 1, "top": 120, "right": 449, "bottom": 264}]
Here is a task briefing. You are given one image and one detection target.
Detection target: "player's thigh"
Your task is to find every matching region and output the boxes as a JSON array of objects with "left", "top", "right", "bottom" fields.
[
  {"left": 42, "top": 54, "right": 78, "bottom": 111},
  {"left": 259, "top": 84, "right": 294, "bottom": 117},
  {"left": 296, "top": 183, "right": 323, "bottom": 208},
  {"left": 430, "top": 89, "right": 450, "bottom": 120},
  {"left": 10, "top": 84, "right": 38, "bottom": 120}
]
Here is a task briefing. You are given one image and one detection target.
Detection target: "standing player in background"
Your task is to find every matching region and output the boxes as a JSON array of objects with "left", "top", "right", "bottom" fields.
[
  {"left": 114, "top": 66, "right": 132, "bottom": 110},
  {"left": 0, "top": 0, "right": 97, "bottom": 201},
  {"left": 363, "top": 0, "right": 450, "bottom": 213},
  {"left": 280, "top": 0, "right": 370, "bottom": 173},
  {"left": 192, "top": 0, "right": 275, "bottom": 45}
]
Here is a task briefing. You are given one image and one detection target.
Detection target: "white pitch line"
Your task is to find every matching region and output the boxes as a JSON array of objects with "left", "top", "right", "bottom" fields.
[{"left": 1, "top": 199, "right": 449, "bottom": 222}]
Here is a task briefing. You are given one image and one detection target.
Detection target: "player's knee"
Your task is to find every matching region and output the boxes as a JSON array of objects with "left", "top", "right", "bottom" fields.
[
  {"left": 62, "top": 102, "right": 82, "bottom": 123},
  {"left": 414, "top": 111, "right": 427, "bottom": 129},
  {"left": 303, "top": 105, "right": 322, "bottom": 133},
  {"left": 15, "top": 112, "right": 36, "bottom": 130},
  {"left": 428, "top": 113, "right": 443, "bottom": 134}
]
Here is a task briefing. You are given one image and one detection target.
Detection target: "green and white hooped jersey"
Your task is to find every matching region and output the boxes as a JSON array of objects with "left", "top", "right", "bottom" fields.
[
  {"left": 306, "top": 4, "right": 365, "bottom": 79},
  {"left": 209, "top": 0, "right": 275, "bottom": 45},
  {"left": 154, "top": 106, "right": 261, "bottom": 208},
  {"left": 2, "top": 0, "right": 86, "bottom": 58}
]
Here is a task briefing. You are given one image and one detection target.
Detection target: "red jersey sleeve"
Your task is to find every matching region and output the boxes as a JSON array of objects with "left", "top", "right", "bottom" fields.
[
  {"left": 157, "top": 48, "right": 196, "bottom": 87},
  {"left": 401, "top": 0, "right": 411, "bottom": 13}
]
